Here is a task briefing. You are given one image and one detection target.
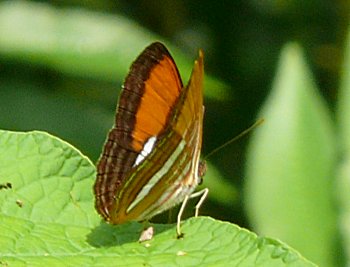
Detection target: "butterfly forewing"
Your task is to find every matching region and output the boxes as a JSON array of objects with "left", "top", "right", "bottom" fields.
[{"left": 94, "top": 42, "right": 204, "bottom": 224}]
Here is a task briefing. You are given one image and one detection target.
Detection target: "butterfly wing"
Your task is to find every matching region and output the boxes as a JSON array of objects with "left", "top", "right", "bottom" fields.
[{"left": 94, "top": 42, "right": 204, "bottom": 223}]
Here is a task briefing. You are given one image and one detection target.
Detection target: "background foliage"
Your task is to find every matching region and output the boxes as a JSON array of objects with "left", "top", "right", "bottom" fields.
[{"left": 0, "top": 0, "right": 349, "bottom": 266}]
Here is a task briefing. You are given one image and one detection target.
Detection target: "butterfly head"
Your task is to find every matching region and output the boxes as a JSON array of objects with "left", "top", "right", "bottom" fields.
[{"left": 197, "top": 160, "right": 207, "bottom": 185}]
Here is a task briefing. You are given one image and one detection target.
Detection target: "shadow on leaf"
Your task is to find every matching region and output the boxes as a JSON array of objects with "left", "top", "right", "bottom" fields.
[{"left": 87, "top": 220, "right": 174, "bottom": 247}]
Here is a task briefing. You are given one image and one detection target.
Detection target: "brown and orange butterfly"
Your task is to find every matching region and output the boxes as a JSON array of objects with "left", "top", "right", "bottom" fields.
[{"left": 94, "top": 42, "right": 208, "bottom": 239}]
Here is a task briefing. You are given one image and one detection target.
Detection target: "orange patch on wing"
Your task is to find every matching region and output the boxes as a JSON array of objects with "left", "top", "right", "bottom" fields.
[{"left": 132, "top": 56, "right": 182, "bottom": 149}]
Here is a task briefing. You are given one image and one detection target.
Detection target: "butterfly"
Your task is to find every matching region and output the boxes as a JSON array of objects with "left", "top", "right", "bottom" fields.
[{"left": 94, "top": 42, "right": 208, "bottom": 239}]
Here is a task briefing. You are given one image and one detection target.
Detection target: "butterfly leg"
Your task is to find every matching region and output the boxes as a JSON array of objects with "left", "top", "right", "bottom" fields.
[
  {"left": 176, "top": 188, "right": 209, "bottom": 238},
  {"left": 190, "top": 188, "right": 209, "bottom": 217},
  {"left": 177, "top": 194, "right": 189, "bottom": 238}
]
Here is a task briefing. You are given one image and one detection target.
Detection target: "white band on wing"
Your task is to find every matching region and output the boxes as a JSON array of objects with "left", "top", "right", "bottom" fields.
[{"left": 133, "top": 136, "right": 157, "bottom": 167}]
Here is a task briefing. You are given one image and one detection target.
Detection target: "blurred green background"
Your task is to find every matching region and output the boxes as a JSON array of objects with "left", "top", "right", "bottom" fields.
[{"left": 0, "top": 1, "right": 348, "bottom": 266}]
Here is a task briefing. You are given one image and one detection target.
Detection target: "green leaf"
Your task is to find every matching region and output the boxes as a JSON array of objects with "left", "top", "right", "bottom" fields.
[
  {"left": 336, "top": 156, "right": 350, "bottom": 266},
  {"left": 0, "top": 130, "right": 98, "bottom": 227},
  {"left": 338, "top": 25, "right": 350, "bottom": 153},
  {"left": 0, "top": 0, "right": 228, "bottom": 101},
  {"left": 0, "top": 130, "right": 315, "bottom": 266},
  {"left": 244, "top": 43, "right": 337, "bottom": 267},
  {"left": 336, "top": 26, "right": 350, "bottom": 265}
]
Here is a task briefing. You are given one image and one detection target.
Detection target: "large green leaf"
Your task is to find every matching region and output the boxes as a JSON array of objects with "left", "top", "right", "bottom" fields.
[
  {"left": 244, "top": 43, "right": 337, "bottom": 267},
  {"left": 0, "top": 130, "right": 315, "bottom": 266},
  {"left": 338, "top": 24, "right": 350, "bottom": 154},
  {"left": 336, "top": 25, "right": 350, "bottom": 265},
  {"left": 336, "top": 156, "right": 350, "bottom": 266}
]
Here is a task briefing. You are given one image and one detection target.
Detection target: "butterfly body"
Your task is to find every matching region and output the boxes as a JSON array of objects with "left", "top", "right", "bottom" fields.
[{"left": 94, "top": 42, "right": 205, "bottom": 226}]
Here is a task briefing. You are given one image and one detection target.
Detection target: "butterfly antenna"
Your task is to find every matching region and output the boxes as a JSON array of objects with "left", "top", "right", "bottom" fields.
[{"left": 203, "top": 118, "right": 265, "bottom": 160}]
